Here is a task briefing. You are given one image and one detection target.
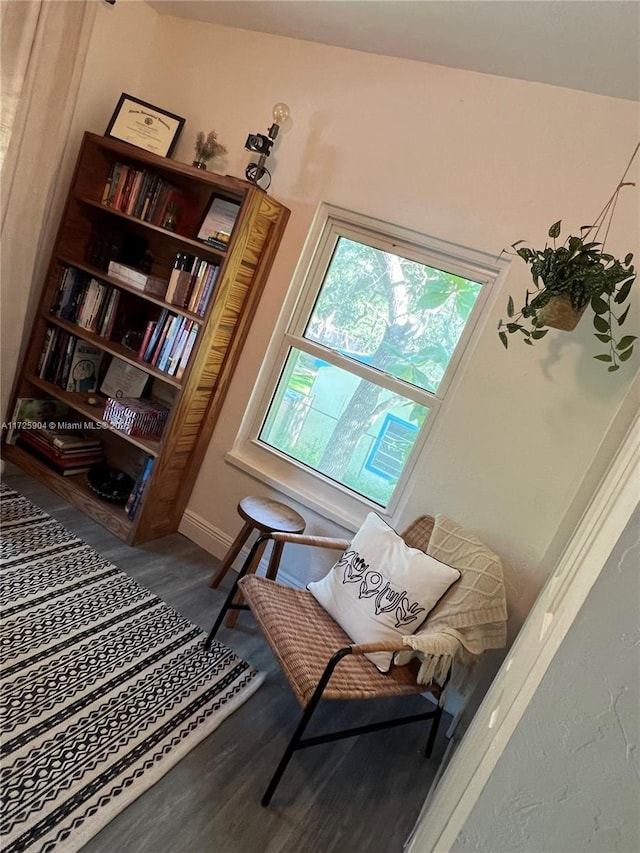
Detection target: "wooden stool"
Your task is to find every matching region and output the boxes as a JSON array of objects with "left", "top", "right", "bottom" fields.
[{"left": 209, "top": 496, "right": 306, "bottom": 626}]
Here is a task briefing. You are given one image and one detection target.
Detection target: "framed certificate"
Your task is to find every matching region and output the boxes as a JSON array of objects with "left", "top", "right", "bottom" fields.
[{"left": 105, "top": 93, "right": 185, "bottom": 157}]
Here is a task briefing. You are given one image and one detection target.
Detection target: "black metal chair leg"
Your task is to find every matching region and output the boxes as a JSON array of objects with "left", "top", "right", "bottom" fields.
[
  {"left": 424, "top": 702, "right": 443, "bottom": 758},
  {"left": 204, "top": 535, "right": 270, "bottom": 650},
  {"left": 262, "top": 646, "right": 353, "bottom": 806}
]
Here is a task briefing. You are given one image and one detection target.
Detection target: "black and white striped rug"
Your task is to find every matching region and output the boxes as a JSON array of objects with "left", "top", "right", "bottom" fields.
[{"left": 0, "top": 484, "right": 264, "bottom": 852}]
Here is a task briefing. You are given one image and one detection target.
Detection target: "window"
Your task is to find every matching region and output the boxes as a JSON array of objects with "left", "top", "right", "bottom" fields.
[{"left": 232, "top": 205, "right": 502, "bottom": 520}]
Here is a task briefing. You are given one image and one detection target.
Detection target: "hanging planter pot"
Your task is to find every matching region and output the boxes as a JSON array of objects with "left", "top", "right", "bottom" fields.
[
  {"left": 536, "top": 294, "right": 587, "bottom": 331},
  {"left": 497, "top": 142, "right": 639, "bottom": 373}
]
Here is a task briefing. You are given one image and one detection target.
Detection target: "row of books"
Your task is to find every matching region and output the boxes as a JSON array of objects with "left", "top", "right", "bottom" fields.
[
  {"left": 166, "top": 253, "right": 220, "bottom": 315},
  {"left": 125, "top": 456, "right": 154, "bottom": 520},
  {"left": 103, "top": 397, "right": 169, "bottom": 439},
  {"left": 51, "top": 266, "right": 121, "bottom": 338},
  {"left": 38, "top": 331, "right": 102, "bottom": 393},
  {"left": 17, "top": 424, "right": 104, "bottom": 477},
  {"left": 138, "top": 311, "right": 199, "bottom": 379},
  {"left": 102, "top": 162, "right": 184, "bottom": 229}
]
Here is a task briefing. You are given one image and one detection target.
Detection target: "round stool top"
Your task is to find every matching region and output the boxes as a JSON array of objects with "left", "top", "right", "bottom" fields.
[{"left": 238, "top": 496, "right": 305, "bottom": 534}]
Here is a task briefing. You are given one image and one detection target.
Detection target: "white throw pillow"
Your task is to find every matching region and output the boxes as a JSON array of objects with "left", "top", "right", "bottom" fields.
[{"left": 308, "top": 513, "right": 460, "bottom": 672}]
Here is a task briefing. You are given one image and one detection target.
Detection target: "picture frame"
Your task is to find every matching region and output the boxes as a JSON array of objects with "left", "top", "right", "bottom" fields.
[
  {"left": 196, "top": 195, "right": 241, "bottom": 249},
  {"left": 105, "top": 93, "right": 185, "bottom": 158}
]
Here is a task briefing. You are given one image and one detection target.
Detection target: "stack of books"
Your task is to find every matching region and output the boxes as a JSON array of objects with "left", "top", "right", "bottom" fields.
[
  {"left": 107, "top": 261, "right": 169, "bottom": 298},
  {"left": 103, "top": 397, "right": 169, "bottom": 439},
  {"left": 17, "top": 426, "right": 104, "bottom": 476}
]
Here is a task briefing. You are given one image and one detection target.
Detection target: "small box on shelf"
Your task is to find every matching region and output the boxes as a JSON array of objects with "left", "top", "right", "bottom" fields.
[
  {"left": 103, "top": 397, "right": 169, "bottom": 439},
  {"left": 107, "top": 261, "right": 169, "bottom": 298}
]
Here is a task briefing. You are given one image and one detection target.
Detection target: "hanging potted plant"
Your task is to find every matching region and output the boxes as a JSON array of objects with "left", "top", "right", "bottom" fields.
[{"left": 498, "top": 144, "right": 638, "bottom": 372}]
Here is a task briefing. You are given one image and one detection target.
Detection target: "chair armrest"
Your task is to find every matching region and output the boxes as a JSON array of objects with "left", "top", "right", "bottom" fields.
[
  {"left": 348, "top": 640, "right": 407, "bottom": 655},
  {"left": 271, "top": 531, "right": 350, "bottom": 551}
]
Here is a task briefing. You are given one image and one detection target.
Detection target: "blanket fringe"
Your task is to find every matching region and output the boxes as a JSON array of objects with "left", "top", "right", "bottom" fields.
[{"left": 416, "top": 654, "right": 453, "bottom": 688}]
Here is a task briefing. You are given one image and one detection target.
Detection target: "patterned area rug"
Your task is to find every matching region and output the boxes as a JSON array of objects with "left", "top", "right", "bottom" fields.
[{"left": 0, "top": 484, "right": 264, "bottom": 853}]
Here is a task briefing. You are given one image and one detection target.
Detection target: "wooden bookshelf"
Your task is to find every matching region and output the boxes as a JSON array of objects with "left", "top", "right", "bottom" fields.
[{"left": 3, "top": 131, "right": 290, "bottom": 544}]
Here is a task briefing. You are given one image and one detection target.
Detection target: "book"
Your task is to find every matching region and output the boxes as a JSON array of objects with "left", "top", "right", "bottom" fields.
[
  {"left": 142, "top": 309, "right": 168, "bottom": 362},
  {"left": 100, "top": 358, "right": 148, "bottom": 398},
  {"left": 150, "top": 314, "right": 174, "bottom": 366},
  {"left": 113, "top": 165, "right": 131, "bottom": 210},
  {"left": 186, "top": 261, "right": 209, "bottom": 312},
  {"left": 103, "top": 162, "right": 122, "bottom": 206},
  {"left": 137, "top": 320, "right": 156, "bottom": 359},
  {"left": 98, "top": 288, "right": 120, "bottom": 338},
  {"left": 43, "top": 328, "right": 63, "bottom": 382},
  {"left": 125, "top": 456, "right": 154, "bottom": 520},
  {"left": 65, "top": 340, "right": 103, "bottom": 393},
  {"left": 37, "top": 327, "right": 56, "bottom": 375},
  {"left": 4, "top": 397, "right": 69, "bottom": 444},
  {"left": 175, "top": 323, "right": 198, "bottom": 380},
  {"left": 195, "top": 265, "right": 220, "bottom": 316},
  {"left": 59, "top": 336, "right": 77, "bottom": 389}
]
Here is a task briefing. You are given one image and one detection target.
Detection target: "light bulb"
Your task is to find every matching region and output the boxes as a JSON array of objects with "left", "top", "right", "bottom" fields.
[{"left": 272, "top": 102, "right": 290, "bottom": 125}]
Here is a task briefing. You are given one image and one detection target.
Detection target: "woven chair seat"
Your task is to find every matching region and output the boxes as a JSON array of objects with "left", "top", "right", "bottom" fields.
[{"left": 239, "top": 575, "right": 438, "bottom": 708}]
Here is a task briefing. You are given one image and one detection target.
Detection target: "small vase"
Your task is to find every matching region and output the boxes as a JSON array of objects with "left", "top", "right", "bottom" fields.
[{"left": 193, "top": 159, "right": 207, "bottom": 170}]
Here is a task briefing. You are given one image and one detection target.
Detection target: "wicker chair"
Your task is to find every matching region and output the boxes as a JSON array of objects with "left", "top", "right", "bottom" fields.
[{"left": 205, "top": 515, "right": 446, "bottom": 806}]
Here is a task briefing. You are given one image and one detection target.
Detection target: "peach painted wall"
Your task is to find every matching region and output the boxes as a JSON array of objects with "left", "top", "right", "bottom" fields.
[
  {"left": 8, "top": 5, "right": 639, "bottom": 645},
  {"left": 128, "top": 15, "right": 638, "bottom": 634}
]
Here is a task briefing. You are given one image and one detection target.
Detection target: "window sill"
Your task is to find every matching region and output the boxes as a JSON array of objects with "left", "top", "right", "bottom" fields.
[{"left": 224, "top": 442, "right": 393, "bottom": 534}]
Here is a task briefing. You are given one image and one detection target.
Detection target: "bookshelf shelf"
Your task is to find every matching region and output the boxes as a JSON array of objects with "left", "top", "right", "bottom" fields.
[
  {"left": 2, "top": 443, "right": 134, "bottom": 539},
  {"left": 5, "top": 131, "right": 290, "bottom": 544},
  {"left": 44, "top": 315, "right": 184, "bottom": 389},
  {"left": 27, "top": 374, "right": 161, "bottom": 456},
  {"left": 75, "top": 197, "right": 229, "bottom": 259},
  {"left": 56, "top": 256, "right": 204, "bottom": 323}
]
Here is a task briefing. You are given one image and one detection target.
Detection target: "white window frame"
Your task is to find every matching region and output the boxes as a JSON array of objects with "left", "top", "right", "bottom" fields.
[{"left": 227, "top": 204, "right": 508, "bottom": 531}]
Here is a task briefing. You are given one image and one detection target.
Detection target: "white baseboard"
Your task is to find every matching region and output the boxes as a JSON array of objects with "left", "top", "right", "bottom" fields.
[
  {"left": 179, "top": 508, "right": 301, "bottom": 586},
  {"left": 179, "top": 508, "right": 232, "bottom": 561}
]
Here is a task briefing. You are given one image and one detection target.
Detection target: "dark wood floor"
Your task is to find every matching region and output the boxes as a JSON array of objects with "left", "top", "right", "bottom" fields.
[{"left": 1, "top": 463, "right": 448, "bottom": 853}]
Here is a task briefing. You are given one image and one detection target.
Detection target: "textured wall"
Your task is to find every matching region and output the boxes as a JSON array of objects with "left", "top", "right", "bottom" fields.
[{"left": 452, "top": 506, "right": 640, "bottom": 853}]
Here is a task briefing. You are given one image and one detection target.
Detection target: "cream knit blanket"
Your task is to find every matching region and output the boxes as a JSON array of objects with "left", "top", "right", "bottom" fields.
[{"left": 400, "top": 514, "right": 508, "bottom": 687}]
